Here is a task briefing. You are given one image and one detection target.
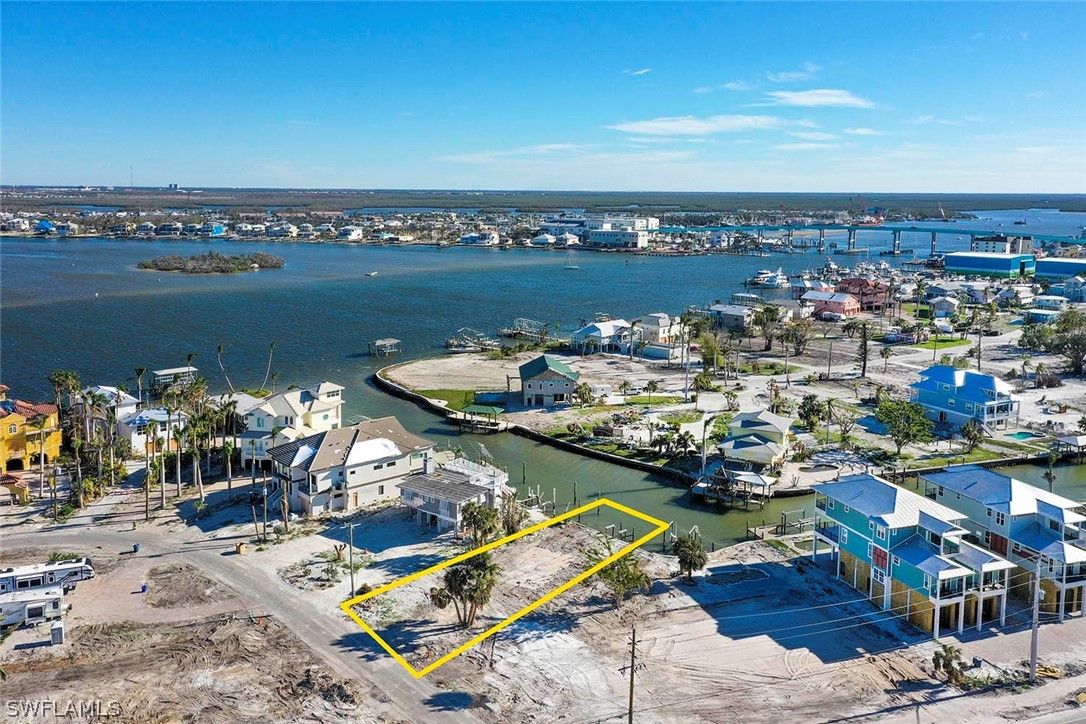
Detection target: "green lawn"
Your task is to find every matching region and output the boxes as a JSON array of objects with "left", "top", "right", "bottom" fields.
[
  {"left": 659, "top": 410, "right": 703, "bottom": 425},
  {"left": 909, "top": 336, "right": 971, "bottom": 350},
  {"left": 417, "top": 389, "right": 475, "bottom": 411},
  {"left": 624, "top": 395, "right": 682, "bottom": 405}
]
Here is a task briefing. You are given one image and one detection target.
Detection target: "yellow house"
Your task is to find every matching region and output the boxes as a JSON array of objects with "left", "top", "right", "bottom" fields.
[{"left": 0, "top": 385, "right": 62, "bottom": 475}]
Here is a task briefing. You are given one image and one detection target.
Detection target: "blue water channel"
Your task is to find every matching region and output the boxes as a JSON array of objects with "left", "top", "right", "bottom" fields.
[{"left": 2, "top": 208, "right": 1084, "bottom": 546}]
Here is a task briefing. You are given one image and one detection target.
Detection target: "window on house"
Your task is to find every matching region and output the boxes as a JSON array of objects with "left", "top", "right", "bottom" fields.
[
  {"left": 923, "top": 574, "right": 932, "bottom": 589},
  {"left": 841, "top": 529, "right": 848, "bottom": 543},
  {"left": 892, "top": 556, "right": 900, "bottom": 567},
  {"left": 374, "top": 463, "right": 384, "bottom": 470},
  {"left": 938, "top": 486, "right": 944, "bottom": 496},
  {"left": 866, "top": 542, "right": 872, "bottom": 558},
  {"left": 948, "top": 399, "right": 955, "bottom": 407},
  {"left": 827, "top": 499, "right": 835, "bottom": 509},
  {"left": 378, "top": 485, "right": 384, "bottom": 495},
  {"left": 995, "top": 512, "right": 1006, "bottom": 526},
  {"left": 872, "top": 568, "right": 886, "bottom": 584},
  {"left": 843, "top": 505, "right": 850, "bottom": 513},
  {"left": 876, "top": 526, "right": 886, "bottom": 540},
  {"left": 8, "top": 424, "right": 17, "bottom": 435},
  {"left": 387, "top": 460, "right": 396, "bottom": 467},
  {"left": 986, "top": 507, "right": 992, "bottom": 518},
  {"left": 1049, "top": 519, "right": 1061, "bottom": 533},
  {"left": 868, "top": 521, "right": 874, "bottom": 532},
  {"left": 257, "top": 418, "right": 264, "bottom": 428}
]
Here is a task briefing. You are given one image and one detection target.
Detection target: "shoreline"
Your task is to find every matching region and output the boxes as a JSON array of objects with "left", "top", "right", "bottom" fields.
[{"left": 372, "top": 358, "right": 816, "bottom": 496}]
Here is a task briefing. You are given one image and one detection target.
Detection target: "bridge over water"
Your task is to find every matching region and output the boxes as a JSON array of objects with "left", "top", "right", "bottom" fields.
[{"left": 657, "top": 223, "right": 1083, "bottom": 255}]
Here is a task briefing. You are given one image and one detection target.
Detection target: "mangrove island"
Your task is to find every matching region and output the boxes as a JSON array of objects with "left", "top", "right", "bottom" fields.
[{"left": 136, "top": 250, "right": 285, "bottom": 274}]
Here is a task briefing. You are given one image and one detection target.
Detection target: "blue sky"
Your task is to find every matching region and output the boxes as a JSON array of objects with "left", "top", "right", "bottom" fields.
[{"left": 2, "top": 2, "right": 1084, "bottom": 192}]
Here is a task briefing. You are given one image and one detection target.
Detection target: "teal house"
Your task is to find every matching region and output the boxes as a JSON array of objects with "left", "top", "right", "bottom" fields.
[
  {"left": 518, "top": 355, "right": 579, "bottom": 407},
  {"left": 812, "top": 473, "right": 1014, "bottom": 638}
]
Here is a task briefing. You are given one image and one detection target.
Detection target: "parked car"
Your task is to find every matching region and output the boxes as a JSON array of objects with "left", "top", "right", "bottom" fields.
[{"left": 821, "top": 311, "right": 845, "bottom": 322}]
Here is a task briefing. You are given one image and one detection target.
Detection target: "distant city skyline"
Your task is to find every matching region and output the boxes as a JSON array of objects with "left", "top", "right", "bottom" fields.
[{"left": 2, "top": 2, "right": 1084, "bottom": 193}]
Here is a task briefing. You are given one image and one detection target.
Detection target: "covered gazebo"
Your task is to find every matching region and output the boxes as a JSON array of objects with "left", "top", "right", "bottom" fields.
[{"left": 459, "top": 404, "right": 505, "bottom": 433}]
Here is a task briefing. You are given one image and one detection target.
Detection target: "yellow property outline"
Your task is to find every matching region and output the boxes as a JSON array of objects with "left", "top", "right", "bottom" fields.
[{"left": 340, "top": 498, "right": 667, "bottom": 678}]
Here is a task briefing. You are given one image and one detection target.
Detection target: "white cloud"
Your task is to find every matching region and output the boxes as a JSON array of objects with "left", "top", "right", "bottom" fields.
[
  {"left": 905, "top": 115, "right": 981, "bottom": 126},
  {"left": 625, "top": 68, "right": 652, "bottom": 76},
  {"left": 774, "top": 143, "right": 838, "bottom": 151},
  {"left": 607, "top": 114, "right": 785, "bottom": 136},
  {"left": 436, "top": 143, "right": 592, "bottom": 164},
  {"left": 789, "top": 131, "right": 838, "bottom": 141},
  {"left": 766, "top": 61, "right": 821, "bottom": 83},
  {"left": 761, "top": 89, "right": 875, "bottom": 108},
  {"left": 844, "top": 127, "right": 883, "bottom": 136},
  {"left": 694, "top": 81, "right": 751, "bottom": 93}
]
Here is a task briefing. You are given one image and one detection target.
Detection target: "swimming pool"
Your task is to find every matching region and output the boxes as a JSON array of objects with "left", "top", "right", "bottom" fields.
[{"left": 1006, "top": 431, "right": 1043, "bottom": 440}]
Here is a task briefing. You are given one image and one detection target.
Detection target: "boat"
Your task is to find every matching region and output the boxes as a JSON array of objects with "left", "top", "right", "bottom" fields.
[
  {"left": 1014, "top": 220, "right": 1027, "bottom": 226},
  {"left": 365, "top": 271, "right": 379, "bottom": 277},
  {"left": 563, "top": 250, "right": 579, "bottom": 270},
  {"left": 745, "top": 268, "right": 788, "bottom": 288}
]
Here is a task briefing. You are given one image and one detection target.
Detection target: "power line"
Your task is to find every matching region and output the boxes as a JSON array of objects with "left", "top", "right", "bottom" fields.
[{"left": 576, "top": 605, "right": 1037, "bottom": 724}]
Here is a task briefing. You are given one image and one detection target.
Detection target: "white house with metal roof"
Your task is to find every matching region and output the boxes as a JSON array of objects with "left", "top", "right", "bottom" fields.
[
  {"left": 240, "top": 382, "right": 344, "bottom": 469},
  {"left": 919, "top": 465, "right": 1086, "bottom": 620},
  {"left": 268, "top": 416, "right": 434, "bottom": 515},
  {"left": 398, "top": 457, "right": 513, "bottom": 532}
]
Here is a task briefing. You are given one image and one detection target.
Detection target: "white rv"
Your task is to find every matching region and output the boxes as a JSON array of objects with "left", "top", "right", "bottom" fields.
[
  {"left": 0, "top": 587, "right": 64, "bottom": 626},
  {"left": 0, "top": 558, "right": 95, "bottom": 594}
]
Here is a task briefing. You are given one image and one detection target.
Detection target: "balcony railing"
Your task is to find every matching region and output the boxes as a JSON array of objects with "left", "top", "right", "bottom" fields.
[
  {"left": 815, "top": 499, "right": 827, "bottom": 512},
  {"left": 931, "top": 582, "right": 966, "bottom": 599}
]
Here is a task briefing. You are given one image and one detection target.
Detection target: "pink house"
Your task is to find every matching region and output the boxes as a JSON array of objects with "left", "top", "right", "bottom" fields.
[{"left": 801, "top": 291, "right": 861, "bottom": 317}]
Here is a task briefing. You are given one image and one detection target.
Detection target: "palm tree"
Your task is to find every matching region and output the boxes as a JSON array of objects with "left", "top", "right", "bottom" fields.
[
  {"left": 27, "top": 413, "right": 49, "bottom": 499},
  {"left": 216, "top": 344, "right": 237, "bottom": 393},
  {"left": 931, "top": 642, "right": 964, "bottom": 686},
  {"left": 71, "top": 436, "right": 84, "bottom": 509},
  {"left": 823, "top": 398, "right": 837, "bottom": 445},
  {"left": 432, "top": 553, "right": 502, "bottom": 627},
  {"left": 672, "top": 535, "right": 708, "bottom": 583},
  {"left": 172, "top": 427, "right": 186, "bottom": 497},
  {"left": 645, "top": 380, "right": 659, "bottom": 405},
  {"left": 880, "top": 346, "right": 893, "bottom": 372},
  {"left": 619, "top": 380, "right": 632, "bottom": 400},
  {"left": 260, "top": 341, "right": 276, "bottom": 393},
  {"left": 1034, "top": 361, "right": 1048, "bottom": 389},
  {"left": 914, "top": 279, "right": 928, "bottom": 322},
  {"left": 675, "top": 430, "right": 697, "bottom": 456},
  {"left": 222, "top": 440, "right": 235, "bottom": 496},
  {"left": 574, "top": 382, "right": 594, "bottom": 409},
  {"left": 691, "top": 373, "right": 715, "bottom": 411},
  {"left": 134, "top": 367, "right": 147, "bottom": 407}
]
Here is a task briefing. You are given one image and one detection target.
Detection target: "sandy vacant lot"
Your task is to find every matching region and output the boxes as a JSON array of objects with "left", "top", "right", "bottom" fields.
[
  {"left": 337, "top": 516, "right": 940, "bottom": 724},
  {"left": 0, "top": 548, "right": 392, "bottom": 723}
]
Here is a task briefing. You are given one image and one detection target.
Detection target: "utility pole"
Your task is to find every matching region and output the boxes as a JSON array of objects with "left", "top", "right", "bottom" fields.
[
  {"left": 1030, "top": 565, "right": 1042, "bottom": 683},
  {"left": 348, "top": 523, "right": 356, "bottom": 595},
  {"left": 826, "top": 340, "right": 833, "bottom": 381},
  {"left": 262, "top": 474, "right": 268, "bottom": 542},
  {"left": 627, "top": 625, "right": 638, "bottom": 724}
]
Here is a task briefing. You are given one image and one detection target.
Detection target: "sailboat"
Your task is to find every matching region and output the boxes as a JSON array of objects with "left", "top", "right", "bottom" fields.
[{"left": 563, "top": 250, "right": 579, "bottom": 270}]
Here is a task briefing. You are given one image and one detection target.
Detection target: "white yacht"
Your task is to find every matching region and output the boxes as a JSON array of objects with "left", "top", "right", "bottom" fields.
[{"left": 745, "top": 268, "right": 788, "bottom": 288}]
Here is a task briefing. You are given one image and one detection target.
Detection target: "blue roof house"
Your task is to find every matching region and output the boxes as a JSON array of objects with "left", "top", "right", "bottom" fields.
[
  {"left": 919, "top": 465, "right": 1086, "bottom": 621},
  {"left": 813, "top": 473, "right": 1014, "bottom": 638},
  {"left": 909, "top": 365, "right": 1020, "bottom": 435}
]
